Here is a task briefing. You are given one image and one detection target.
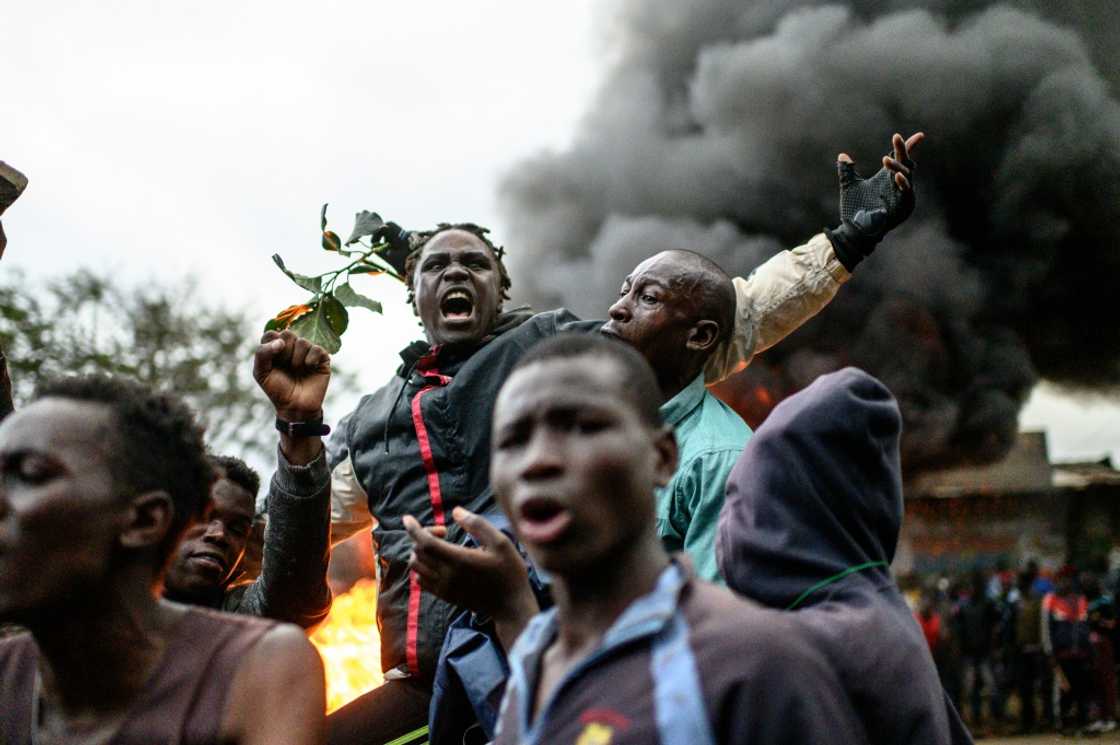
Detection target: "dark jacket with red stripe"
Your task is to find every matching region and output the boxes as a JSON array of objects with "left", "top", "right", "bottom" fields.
[{"left": 328, "top": 309, "right": 595, "bottom": 684}]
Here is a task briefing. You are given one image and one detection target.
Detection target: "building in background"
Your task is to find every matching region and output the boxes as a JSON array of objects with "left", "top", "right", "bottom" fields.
[{"left": 896, "top": 432, "right": 1120, "bottom": 576}]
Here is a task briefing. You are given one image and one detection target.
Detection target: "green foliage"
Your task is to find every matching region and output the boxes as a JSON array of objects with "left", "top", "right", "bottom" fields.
[
  {"left": 289, "top": 296, "right": 349, "bottom": 354},
  {"left": 334, "top": 282, "right": 382, "bottom": 313},
  {"left": 268, "top": 204, "right": 403, "bottom": 350},
  {"left": 344, "top": 210, "right": 385, "bottom": 246},
  {"left": 0, "top": 270, "right": 358, "bottom": 460}
]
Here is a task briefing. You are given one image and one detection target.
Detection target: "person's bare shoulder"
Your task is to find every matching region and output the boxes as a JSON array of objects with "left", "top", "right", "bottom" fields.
[
  {"left": 223, "top": 623, "right": 326, "bottom": 745},
  {"left": 248, "top": 623, "right": 324, "bottom": 675}
]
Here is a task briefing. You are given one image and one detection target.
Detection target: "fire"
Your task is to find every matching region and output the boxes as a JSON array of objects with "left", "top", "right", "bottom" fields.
[
  {"left": 753, "top": 385, "right": 774, "bottom": 408},
  {"left": 309, "top": 578, "right": 384, "bottom": 713}
]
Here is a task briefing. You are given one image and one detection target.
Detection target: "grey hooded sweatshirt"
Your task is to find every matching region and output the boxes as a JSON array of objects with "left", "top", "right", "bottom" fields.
[{"left": 717, "top": 367, "right": 972, "bottom": 745}]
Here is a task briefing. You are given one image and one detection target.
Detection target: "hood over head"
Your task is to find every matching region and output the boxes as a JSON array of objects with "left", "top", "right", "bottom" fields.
[{"left": 717, "top": 367, "right": 902, "bottom": 609}]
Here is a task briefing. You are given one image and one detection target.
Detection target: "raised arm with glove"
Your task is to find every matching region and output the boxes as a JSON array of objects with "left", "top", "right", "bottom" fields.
[
  {"left": 705, "top": 131, "right": 925, "bottom": 380},
  {"left": 827, "top": 132, "right": 923, "bottom": 271}
]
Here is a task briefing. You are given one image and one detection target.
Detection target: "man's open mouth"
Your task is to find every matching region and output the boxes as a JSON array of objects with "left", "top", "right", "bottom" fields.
[
  {"left": 516, "top": 496, "right": 573, "bottom": 545},
  {"left": 440, "top": 288, "right": 476, "bottom": 323}
]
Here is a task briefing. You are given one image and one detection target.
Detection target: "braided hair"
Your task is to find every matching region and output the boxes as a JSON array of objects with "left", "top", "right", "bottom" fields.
[{"left": 402, "top": 223, "right": 512, "bottom": 306}]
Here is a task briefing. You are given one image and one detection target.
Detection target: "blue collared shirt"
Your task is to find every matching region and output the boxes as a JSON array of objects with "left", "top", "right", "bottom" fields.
[
  {"left": 656, "top": 374, "right": 751, "bottom": 582},
  {"left": 497, "top": 563, "right": 714, "bottom": 745}
]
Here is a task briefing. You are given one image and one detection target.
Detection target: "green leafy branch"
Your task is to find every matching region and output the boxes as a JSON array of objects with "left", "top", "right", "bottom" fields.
[{"left": 265, "top": 205, "right": 406, "bottom": 353}]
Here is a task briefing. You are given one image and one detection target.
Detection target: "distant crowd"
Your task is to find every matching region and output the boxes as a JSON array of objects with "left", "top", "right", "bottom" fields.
[{"left": 908, "top": 561, "right": 1118, "bottom": 737}]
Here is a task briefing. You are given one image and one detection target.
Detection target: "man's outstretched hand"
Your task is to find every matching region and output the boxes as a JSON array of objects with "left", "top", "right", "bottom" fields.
[
  {"left": 254, "top": 329, "right": 331, "bottom": 463},
  {"left": 404, "top": 507, "right": 539, "bottom": 651},
  {"left": 827, "top": 131, "right": 925, "bottom": 271}
]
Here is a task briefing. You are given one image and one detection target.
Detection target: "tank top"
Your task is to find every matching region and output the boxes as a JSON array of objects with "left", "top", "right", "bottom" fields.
[{"left": 0, "top": 606, "right": 275, "bottom": 745}]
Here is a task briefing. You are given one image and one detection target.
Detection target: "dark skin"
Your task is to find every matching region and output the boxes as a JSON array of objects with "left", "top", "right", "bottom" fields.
[
  {"left": 601, "top": 250, "right": 724, "bottom": 401},
  {"left": 414, "top": 156, "right": 919, "bottom": 627},
  {"left": 411, "top": 229, "right": 504, "bottom": 349},
  {"left": 408, "top": 132, "right": 926, "bottom": 646},
  {"left": 405, "top": 250, "right": 724, "bottom": 644},
  {"left": 162, "top": 475, "right": 255, "bottom": 607},
  {"left": 406, "top": 354, "right": 684, "bottom": 652},
  {"left": 841, "top": 131, "right": 925, "bottom": 192},
  {"left": 404, "top": 505, "right": 536, "bottom": 650},
  {"left": 406, "top": 252, "right": 727, "bottom": 642},
  {"left": 253, "top": 329, "right": 332, "bottom": 466},
  {"left": 253, "top": 231, "right": 503, "bottom": 462},
  {"left": 489, "top": 355, "right": 677, "bottom": 719},
  {"left": 0, "top": 399, "right": 325, "bottom": 745}
]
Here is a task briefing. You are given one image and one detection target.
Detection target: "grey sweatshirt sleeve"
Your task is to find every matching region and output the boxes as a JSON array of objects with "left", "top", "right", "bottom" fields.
[{"left": 228, "top": 446, "right": 333, "bottom": 629}]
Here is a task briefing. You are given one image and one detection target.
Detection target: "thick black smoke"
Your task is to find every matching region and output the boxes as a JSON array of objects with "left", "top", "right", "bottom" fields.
[{"left": 499, "top": 0, "right": 1120, "bottom": 474}]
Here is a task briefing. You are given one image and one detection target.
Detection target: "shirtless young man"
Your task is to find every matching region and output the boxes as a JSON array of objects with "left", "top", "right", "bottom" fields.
[{"left": 0, "top": 375, "right": 325, "bottom": 745}]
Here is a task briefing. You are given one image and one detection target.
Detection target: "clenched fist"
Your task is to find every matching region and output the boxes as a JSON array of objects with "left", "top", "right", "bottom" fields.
[{"left": 254, "top": 330, "right": 331, "bottom": 424}]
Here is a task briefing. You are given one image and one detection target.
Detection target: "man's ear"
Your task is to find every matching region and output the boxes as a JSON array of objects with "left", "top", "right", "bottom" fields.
[
  {"left": 686, "top": 320, "right": 720, "bottom": 354},
  {"left": 119, "top": 491, "right": 175, "bottom": 550},
  {"left": 652, "top": 426, "right": 679, "bottom": 489}
]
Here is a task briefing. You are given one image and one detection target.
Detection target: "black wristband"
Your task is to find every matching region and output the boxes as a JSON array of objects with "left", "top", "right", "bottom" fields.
[{"left": 275, "top": 416, "right": 331, "bottom": 438}]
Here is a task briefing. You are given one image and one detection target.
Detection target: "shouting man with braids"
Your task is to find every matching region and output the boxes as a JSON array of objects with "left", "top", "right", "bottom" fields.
[{"left": 257, "top": 132, "right": 923, "bottom": 744}]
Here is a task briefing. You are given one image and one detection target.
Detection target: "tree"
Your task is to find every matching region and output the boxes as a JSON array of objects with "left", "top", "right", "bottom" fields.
[{"left": 0, "top": 270, "right": 358, "bottom": 460}]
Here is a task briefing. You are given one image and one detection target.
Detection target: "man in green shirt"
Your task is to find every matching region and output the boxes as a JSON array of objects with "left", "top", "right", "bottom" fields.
[
  {"left": 655, "top": 376, "right": 749, "bottom": 581},
  {"left": 601, "top": 249, "right": 749, "bottom": 581}
]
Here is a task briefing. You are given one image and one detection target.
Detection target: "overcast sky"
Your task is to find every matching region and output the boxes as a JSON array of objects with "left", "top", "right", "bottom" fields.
[{"left": 3, "top": 0, "right": 1117, "bottom": 465}]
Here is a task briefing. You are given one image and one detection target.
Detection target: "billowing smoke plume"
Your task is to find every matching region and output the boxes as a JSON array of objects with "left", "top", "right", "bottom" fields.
[{"left": 499, "top": 0, "right": 1120, "bottom": 474}]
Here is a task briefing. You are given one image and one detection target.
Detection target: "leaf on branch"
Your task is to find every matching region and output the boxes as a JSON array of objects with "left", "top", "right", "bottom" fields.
[
  {"left": 289, "top": 295, "right": 349, "bottom": 353},
  {"left": 322, "top": 230, "right": 342, "bottom": 252},
  {"left": 351, "top": 255, "right": 402, "bottom": 281},
  {"left": 272, "top": 254, "right": 322, "bottom": 293},
  {"left": 265, "top": 303, "right": 314, "bottom": 332},
  {"left": 334, "top": 282, "right": 383, "bottom": 314},
  {"left": 320, "top": 203, "right": 329, "bottom": 231},
  {"left": 345, "top": 210, "right": 384, "bottom": 246},
  {"left": 352, "top": 262, "right": 384, "bottom": 275}
]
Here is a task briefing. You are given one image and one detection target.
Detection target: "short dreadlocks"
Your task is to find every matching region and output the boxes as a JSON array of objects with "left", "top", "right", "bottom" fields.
[{"left": 402, "top": 223, "right": 512, "bottom": 306}]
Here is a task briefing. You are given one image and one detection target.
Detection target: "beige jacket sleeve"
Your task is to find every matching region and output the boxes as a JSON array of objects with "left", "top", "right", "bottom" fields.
[
  {"left": 329, "top": 454, "right": 375, "bottom": 547},
  {"left": 704, "top": 232, "right": 850, "bottom": 383}
]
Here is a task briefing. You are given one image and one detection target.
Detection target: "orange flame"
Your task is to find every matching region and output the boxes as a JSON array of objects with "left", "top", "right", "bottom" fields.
[
  {"left": 309, "top": 579, "right": 384, "bottom": 713},
  {"left": 753, "top": 385, "right": 774, "bottom": 408}
]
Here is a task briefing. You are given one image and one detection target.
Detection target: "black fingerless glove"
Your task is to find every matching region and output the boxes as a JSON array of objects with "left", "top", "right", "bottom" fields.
[
  {"left": 372, "top": 221, "right": 413, "bottom": 277},
  {"left": 345, "top": 211, "right": 414, "bottom": 277},
  {"left": 825, "top": 155, "right": 914, "bottom": 272}
]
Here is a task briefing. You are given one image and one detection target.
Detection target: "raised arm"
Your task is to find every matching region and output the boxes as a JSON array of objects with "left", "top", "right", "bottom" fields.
[
  {"left": 254, "top": 329, "right": 331, "bottom": 464},
  {"left": 229, "top": 331, "right": 333, "bottom": 627},
  {"left": 704, "top": 233, "right": 848, "bottom": 382},
  {"left": 704, "top": 132, "right": 924, "bottom": 383},
  {"left": 234, "top": 446, "right": 333, "bottom": 628}
]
